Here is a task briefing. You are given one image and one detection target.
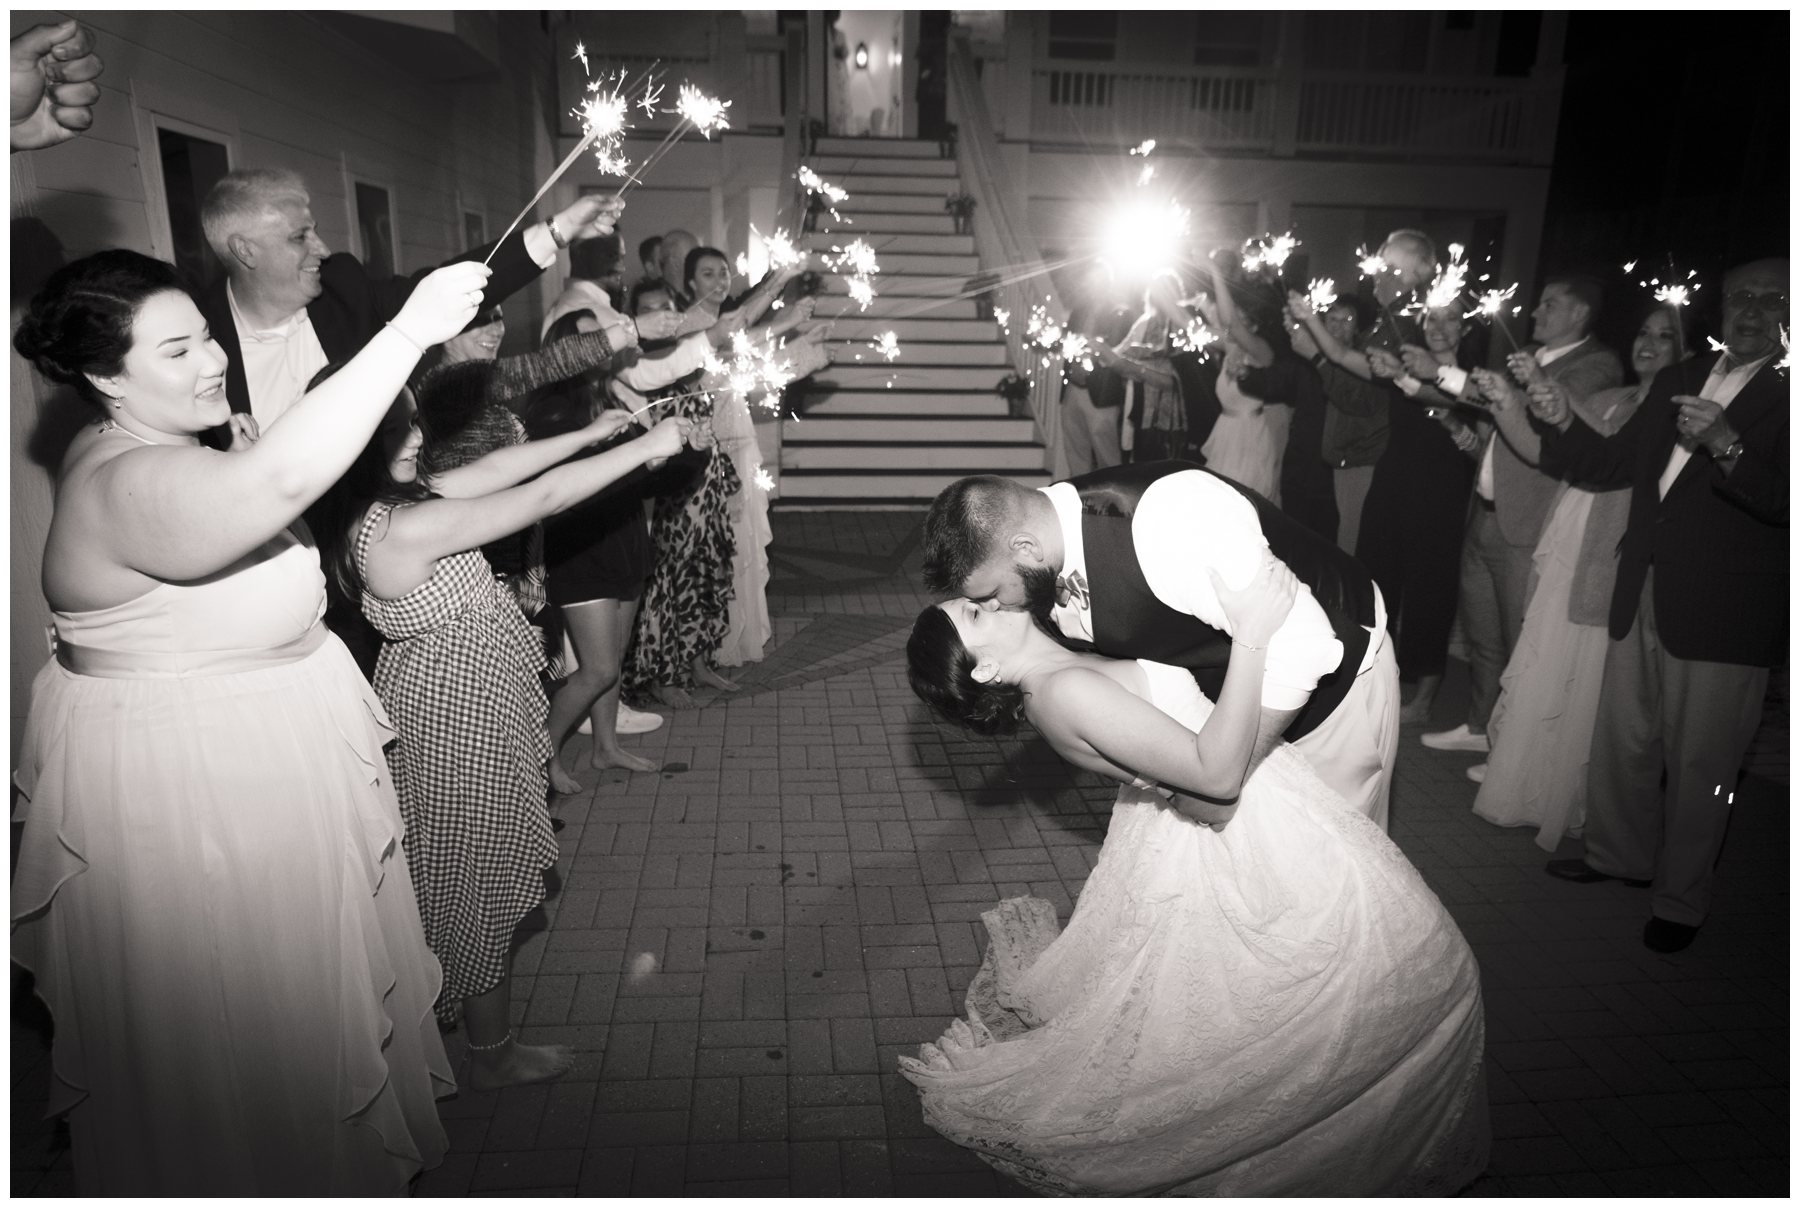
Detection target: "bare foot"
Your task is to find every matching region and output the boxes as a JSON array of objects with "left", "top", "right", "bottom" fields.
[
  {"left": 693, "top": 663, "right": 741, "bottom": 692},
  {"left": 652, "top": 684, "right": 695, "bottom": 709},
  {"left": 590, "top": 747, "right": 662, "bottom": 774},
  {"left": 465, "top": 1038, "right": 573, "bottom": 1090},
  {"left": 548, "top": 759, "right": 583, "bottom": 796}
]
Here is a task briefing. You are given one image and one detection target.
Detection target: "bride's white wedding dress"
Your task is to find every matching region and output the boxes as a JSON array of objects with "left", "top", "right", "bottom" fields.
[{"left": 901, "top": 661, "right": 1488, "bottom": 1195}]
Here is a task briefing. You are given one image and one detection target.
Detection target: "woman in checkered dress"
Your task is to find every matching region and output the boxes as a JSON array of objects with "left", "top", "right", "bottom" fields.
[{"left": 314, "top": 372, "right": 699, "bottom": 1090}]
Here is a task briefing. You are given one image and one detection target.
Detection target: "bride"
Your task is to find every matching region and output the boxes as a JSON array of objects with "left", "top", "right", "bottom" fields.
[{"left": 904, "top": 555, "right": 1488, "bottom": 1195}]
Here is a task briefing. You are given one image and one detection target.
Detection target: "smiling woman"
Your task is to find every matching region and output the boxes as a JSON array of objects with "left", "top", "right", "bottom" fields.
[{"left": 11, "top": 247, "right": 493, "bottom": 1194}]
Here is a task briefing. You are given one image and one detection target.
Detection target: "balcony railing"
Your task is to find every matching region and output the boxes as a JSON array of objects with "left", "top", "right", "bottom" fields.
[{"left": 1029, "top": 59, "right": 1558, "bottom": 165}]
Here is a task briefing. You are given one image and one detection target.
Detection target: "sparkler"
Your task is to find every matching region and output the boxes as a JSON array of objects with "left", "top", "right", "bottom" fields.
[
  {"left": 616, "top": 83, "right": 731, "bottom": 197},
  {"left": 1777, "top": 325, "right": 1789, "bottom": 374},
  {"left": 1242, "top": 231, "right": 1300, "bottom": 277},
  {"left": 572, "top": 40, "right": 589, "bottom": 75},
  {"left": 753, "top": 466, "right": 776, "bottom": 492},
  {"left": 870, "top": 331, "right": 901, "bottom": 362},
  {"left": 1416, "top": 243, "right": 1469, "bottom": 314},
  {"left": 1356, "top": 245, "right": 1389, "bottom": 280},
  {"left": 1130, "top": 139, "right": 1156, "bottom": 156},
  {"left": 1467, "top": 284, "right": 1522, "bottom": 352},
  {"left": 823, "top": 238, "right": 881, "bottom": 313},
  {"left": 1171, "top": 317, "right": 1217, "bottom": 353},
  {"left": 798, "top": 166, "right": 851, "bottom": 228},
  {"left": 1305, "top": 278, "right": 1338, "bottom": 314}
]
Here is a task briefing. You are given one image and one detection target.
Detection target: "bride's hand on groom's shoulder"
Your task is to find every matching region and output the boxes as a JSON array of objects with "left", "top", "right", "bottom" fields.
[{"left": 1209, "top": 552, "right": 1298, "bottom": 649}]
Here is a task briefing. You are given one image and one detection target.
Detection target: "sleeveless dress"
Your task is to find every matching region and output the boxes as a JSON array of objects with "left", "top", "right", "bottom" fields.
[
  {"left": 901, "top": 661, "right": 1488, "bottom": 1196},
  {"left": 12, "top": 524, "right": 452, "bottom": 1195},
  {"left": 355, "top": 504, "right": 559, "bottom": 1022},
  {"left": 1202, "top": 368, "right": 1289, "bottom": 502},
  {"left": 712, "top": 384, "right": 772, "bottom": 667}
]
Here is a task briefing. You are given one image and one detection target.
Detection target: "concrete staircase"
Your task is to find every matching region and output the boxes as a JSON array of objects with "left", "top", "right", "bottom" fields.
[{"left": 776, "top": 136, "right": 1050, "bottom": 507}]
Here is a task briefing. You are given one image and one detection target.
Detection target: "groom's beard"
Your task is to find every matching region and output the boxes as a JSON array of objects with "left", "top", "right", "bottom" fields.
[{"left": 1020, "top": 563, "right": 1060, "bottom": 623}]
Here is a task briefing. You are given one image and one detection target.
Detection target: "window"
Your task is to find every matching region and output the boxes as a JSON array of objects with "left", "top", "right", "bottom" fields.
[
  {"left": 1303, "top": 12, "right": 1429, "bottom": 73},
  {"left": 1193, "top": 13, "right": 1267, "bottom": 68},
  {"left": 353, "top": 181, "right": 396, "bottom": 280},
  {"left": 1048, "top": 13, "right": 1117, "bottom": 62},
  {"left": 156, "top": 128, "right": 230, "bottom": 292}
]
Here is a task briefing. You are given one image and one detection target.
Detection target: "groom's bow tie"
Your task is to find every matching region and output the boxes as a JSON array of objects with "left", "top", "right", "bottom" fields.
[{"left": 1055, "top": 567, "right": 1090, "bottom": 610}]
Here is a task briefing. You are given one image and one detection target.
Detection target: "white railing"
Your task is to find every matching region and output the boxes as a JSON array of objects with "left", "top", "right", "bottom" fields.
[
  {"left": 950, "top": 33, "right": 1068, "bottom": 477},
  {"left": 1032, "top": 62, "right": 1276, "bottom": 151},
  {"left": 1295, "top": 72, "right": 1544, "bottom": 161},
  {"left": 1028, "top": 58, "right": 1556, "bottom": 164}
]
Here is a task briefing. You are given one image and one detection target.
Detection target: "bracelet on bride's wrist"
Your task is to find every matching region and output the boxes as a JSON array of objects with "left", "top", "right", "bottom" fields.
[{"left": 1233, "top": 639, "right": 1268, "bottom": 652}]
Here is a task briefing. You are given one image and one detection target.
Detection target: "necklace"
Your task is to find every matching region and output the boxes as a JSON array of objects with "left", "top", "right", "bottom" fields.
[{"left": 98, "top": 419, "right": 161, "bottom": 447}]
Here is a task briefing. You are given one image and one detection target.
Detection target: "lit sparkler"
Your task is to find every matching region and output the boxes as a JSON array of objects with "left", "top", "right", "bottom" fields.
[
  {"left": 1706, "top": 336, "right": 1728, "bottom": 353},
  {"left": 870, "top": 331, "right": 901, "bottom": 362},
  {"left": 1356, "top": 245, "right": 1389, "bottom": 279},
  {"left": 753, "top": 466, "right": 776, "bottom": 492},
  {"left": 1622, "top": 260, "right": 1637, "bottom": 274},
  {"left": 1466, "top": 282, "right": 1522, "bottom": 351},
  {"left": 572, "top": 41, "right": 589, "bottom": 75},
  {"left": 1242, "top": 231, "right": 1300, "bottom": 276},
  {"left": 1171, "top": 317, "right": 1217, "bottom": 353},
  {"left": 824, "top": 238, "right": 881, "bottom": 312},
  {"left": 675, "top": 84, "right": 731, "bottom": 137},
  {"left": 1413, "top": 243, "right": 1469, "bottom": 313},
  {"left": 1305, "top": 278, "right": 1338, "bottom": 313},
  {"left": 1130, "top": 139, "right": 1156, "bottom": 156}
]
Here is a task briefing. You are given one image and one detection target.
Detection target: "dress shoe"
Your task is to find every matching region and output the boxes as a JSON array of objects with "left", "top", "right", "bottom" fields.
[
  {"left": 1644, "top": 917, "right": 1699, "bottom": 953},
  {"left": 1545, "top": 858, "right": 1651, "bottom": 888},
  {"left": 1465, "top": 763, "right": 1487, "bottom": 784},
  {"left": 616, "top": 703, "right": 666, "bottom": 735},
  {"left": 1421, "top": 724, "right": 1490, "bottom": 753}
]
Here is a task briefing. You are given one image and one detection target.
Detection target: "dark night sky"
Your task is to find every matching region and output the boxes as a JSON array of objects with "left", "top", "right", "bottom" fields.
[{"left": 1538, "top": 9, "right": 1788, "bottom": 329}]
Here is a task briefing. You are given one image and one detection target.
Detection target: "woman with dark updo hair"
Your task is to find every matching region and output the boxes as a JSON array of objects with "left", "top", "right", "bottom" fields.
[
  {"left": 899, "top": 558, "right": 1489, "bottom": 1195},
  {"left": 11, "top": 247, "right": 493, "bottom": 1193}
]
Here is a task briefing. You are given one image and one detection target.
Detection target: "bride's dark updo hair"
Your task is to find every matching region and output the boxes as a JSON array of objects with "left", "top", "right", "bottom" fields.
[
  {"left": 907, "top": 605, "right": 1029, "bottom": 736},
  {"left": 14, "top": 249, "right": 185, "bottom": 410}
]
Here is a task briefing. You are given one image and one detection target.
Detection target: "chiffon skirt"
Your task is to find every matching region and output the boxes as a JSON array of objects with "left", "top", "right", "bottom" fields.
[
  {"left": 12, "top": 635, "right": 453, "bottom": 1195},
  {"left": 715, "top": 397, "right": 772, "bottom": 668}
]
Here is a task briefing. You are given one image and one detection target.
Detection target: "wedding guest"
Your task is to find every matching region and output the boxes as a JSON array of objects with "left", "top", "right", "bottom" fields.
[
  {"left": 1195, "top": 263, "right": 1291, "bottom": 503},
  {"left": 1091, "top": 273, "right": 1184, "bottom": 463},
  {"left": 1468, "top": 302, "right": 1684, "bottom": 831},
  {"left": 1361, "top": 307, "right": 1485, "bottom": 724},
  {"left": 10, "top": 20, "right": 103, "bottom": 152},
  {"left": 1422, "top": 275, "right": 1622, "bottom": 752},
  {"left": 1231, "top": 285, "right": 1335, "bottom": 539},
  {"left": 12, "top": 248, "right": 488, "bottom": 1193},
  {"left": 313, "top": 359, "right": 698, "bottom": 1083},
  {"left": 902, "top": 559, "right": 1486, "bottom": 1195},
  {"left": 1290, "top": 294, "right": 1389, "bottom": 553},
  {"left": 1058, "top": 288, "right": 1134, "bottom": 476},
  {"left": 657, "top": 228, "right": 700, "bottom": 308},
  {"left": 1535, "top": 259, "right": 1788, "bottom": 953},
  {"left": 637, "top": 233, "right": 663, "bottom": 287}
]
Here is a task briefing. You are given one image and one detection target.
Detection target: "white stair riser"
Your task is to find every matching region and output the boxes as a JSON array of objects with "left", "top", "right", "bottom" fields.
[
  {"left": 818, "top": 365, "right": 1004, "bottom": 390},
  {"left": 814, "top": 213, "right": 957, "bottom": 234},
  {"left": 811, "top": 154, "right": 957, "bottom": 177},
  {"left": 832, "top": 341, "right": 1009, "bottom": 367},
  {"left": 807, "top": 393, "right": 1011, "bottom": 417},
  {"left": 820, "top": 275, "right": 978, "bottom": 299},
  {"left": 830, "top": 175, "right": 970, "bottom": 198},
  {"left": 785, "top": 417, "right": 1035, "bottom": 443},
  {"left": 831, "top": 317, "right": 1001, "bottom": 342},
  {"left": 812, "top": 250, "right": 979, "bottom": 275},
  {"left": 823, "top": 294, "right": 978, "bottom": 319},
  {"left": 834, "top": 194, "right": 953, "bottom": 215},
  {"left": 774, "top": 472, "right": 1050, "bottom": 501},
  {"left": 784, "top": 444, "right": 1048, "bottom": 471},
  {"left": 814, "top": 136, "right": 947, "bottom": 158},
  {"left": 805, "top": 231, "right": 972, "bottom": 255}
]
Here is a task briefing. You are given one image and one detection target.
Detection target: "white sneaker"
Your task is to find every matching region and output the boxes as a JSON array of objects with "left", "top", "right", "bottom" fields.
[
  {"left": 616, "top": 703, "right": 665, "bottom": 735},
  {"left": 1466, "top": 763, "right": 1488, "bottom": 784},
  {"left": 1422, "top": 723, "right": 1490, "bottom": 753}
]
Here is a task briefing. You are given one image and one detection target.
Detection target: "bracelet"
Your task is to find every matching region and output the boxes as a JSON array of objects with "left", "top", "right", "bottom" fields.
[
  {"left": 383, "top": 321, "right": 426, "bottom": 354},
  {"left": 467, "top": 1030, "right": 512, "bottom": 1052},
  {"left": 547, "top": 216, "right": 568, "bottom": 249},
  {"left": 1232, "top": 639, "right": 1268, "bottom": 652}
]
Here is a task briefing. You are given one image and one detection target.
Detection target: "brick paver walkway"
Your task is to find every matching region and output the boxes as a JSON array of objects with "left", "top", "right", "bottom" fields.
[{"left": 12, "top": 510, "right": 1788, "bottom": 1195}]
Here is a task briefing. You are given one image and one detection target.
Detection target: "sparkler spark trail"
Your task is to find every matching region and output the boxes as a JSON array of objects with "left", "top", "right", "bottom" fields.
[
  {"left": 870, "top": 331, "right": 901, "bottom": 362},
  {"left": 1777, "top": 325, "right": 1790, "bottom": 374},
  {"left": 753, "top": 466, "right": 776, "bottom": 492},
  {"left": 1171, "top": 317, "right": 1217, "bottom": 353},
  {"left": 1622, "top": 260, "right": 1637, "bottom": 274},
  {"left": 1467, "top": 283, "right": 1522, "bottom": 352},
  {"left": 824, "top": 238, "right": 881, "bottom": 313},
  {"left": 1653, "top": 283, "right": 1692, "bottom": 310},
  {"left": 1305, "top": 278, "right": 1338, "bottom": 313},
  {"left": 1242, "top": 231, "right": 1300, "bottom": 276},
  {"left": 572, "top": 41, "right": 589, "bottom": 74},
  {"left": 1356, "top": 245, "right": 1389, "bottom": 279},
  {"left": 1130, "top": 139, "right": 1156, "bottom": 156},
  {"left": 1417, "top": 243, "right": 1470, "bottom": 313},
  {"left": 675, "top": 84, "right": 731, "bottom": 137},
  {"left": 798, "top": 166, "right": 851, "bottom": 228}
]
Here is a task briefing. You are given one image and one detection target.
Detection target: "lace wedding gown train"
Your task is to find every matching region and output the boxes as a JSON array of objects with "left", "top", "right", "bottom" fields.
[{"left": 901, "top": 661, "right": 1488, "bottom": 1196}]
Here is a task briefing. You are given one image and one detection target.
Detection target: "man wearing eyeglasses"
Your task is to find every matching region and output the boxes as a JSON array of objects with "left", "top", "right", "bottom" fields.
[{"left": 1525, "top": 258, "right": 1788, "bottom": 953}]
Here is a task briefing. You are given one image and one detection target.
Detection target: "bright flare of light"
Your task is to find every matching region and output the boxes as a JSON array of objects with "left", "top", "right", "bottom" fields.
[
  {"left": 1622, "top": 260, "right": 1637, "bottom": 274},
  {"left": 824, "top": 238, "right": 881, "bottom": 311},
  {"left": 1138, "top": 163, "right": 1156, "bottom": 186},
  {"left": 846, "top": 278, "right": 875, "bottom": 310},
  {"left": 1059, "top": 332, "right": 1093, "bottom": 370},
  {"left": 1130, "top": 139, "right": 1156, "bottom": 156},
  {"left": 1654, "top": 283, "right": 1692, "bottom": 309},
  {"left": 797, "top": 165, "right": 849, "bottom": 204},
  {"left": 1306, "top": 278, "right": 1338, "bottom": 313},
  {"left": 573, "top": 41, "right": 589, "bottom": 74},
  {"left": 993, "top": 307, "right": 1010, "bottom": 330},
  {"left": 871, "top": 331, "right": 901, "bottom": 362},
  {"left": 753, "top": 466, "right": 776, "bottom": 492},
  {"left": 1356, "top": 245, "right": 1389, "bottom": 279},
  {"left": 1171, "top": 317, "right": 1217, "bottom": 353},
  {"left": 1098, "top": 197, "right": 1190, "bottom": 283},
  {"left": 674, "top": 84, "right": 731, "bottom": 137}
]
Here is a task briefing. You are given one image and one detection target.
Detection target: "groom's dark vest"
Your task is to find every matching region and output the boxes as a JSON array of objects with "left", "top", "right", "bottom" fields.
[{"left": 1069, "top": 460, "right": 1377, "bottom": 741}]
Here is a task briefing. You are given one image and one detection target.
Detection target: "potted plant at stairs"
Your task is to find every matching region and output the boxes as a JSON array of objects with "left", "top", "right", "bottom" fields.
[
  {"left": 945, "top": 192, "right": 977, "bottom": 236},
  {"left": 996, "top": 370, "right": 1031, "bottom": 419}
]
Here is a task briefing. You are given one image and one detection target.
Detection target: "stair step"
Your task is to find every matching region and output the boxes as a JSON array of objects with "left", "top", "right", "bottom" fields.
[
  {"left": 811, "top": 154, "right": 958, "bottom": 178},
  {"left": 774, "top": 469, "right": 1051, "bottom": 501},
  {"left": 820, "top": 274, "right": 977, "bottom": 299},
  {"left": 833, "top": 194, "right": 951, "bottom": 215},
  {"left": 830, "top": 340, "right": 1009, "bottom": 367},
  {"left": 814, "top": 212, "right": 957, "bottom": 235},
  {"left": 815, "top": 364, "right": 1002, "bottom": 391},
  {"left": 824, "top": 293, "right": 978, "bottom": 319},
  {"left": 784, "top": 416, "right": 1036, "bottom": 443},
  {"left": 830, "top": 316, "right": 1003, "bottom": 342},
  {"left": 812, "top": 249, "right": 980, "bottom": 276},
  {"left": 805, "top": 231, "right": 972, "bottom": 255},
  {"left": 781, "top": 442, "right": 1048, "bottom": 471},
  {"left": 806, "top": 391, "right": 1009, "bottom": 417},
  {"left": 814, "top": 136, "right": 947, "bottom": 159},
  {"left": 831, "top": 174, "right": 968, "bottom": 198}
]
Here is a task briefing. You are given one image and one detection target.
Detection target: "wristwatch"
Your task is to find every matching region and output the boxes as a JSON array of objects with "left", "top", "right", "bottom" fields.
[
  {"left": 1715, "top": 437, "right": 1746, "bottom": 462},
  {"left": 547, "top": 216, "right": 569, "bottom": 249}
]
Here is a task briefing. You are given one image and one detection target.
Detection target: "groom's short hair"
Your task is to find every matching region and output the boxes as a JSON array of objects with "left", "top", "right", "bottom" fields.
[{"left": 923, "top": 476, "right": 1020, "bottom": 596}]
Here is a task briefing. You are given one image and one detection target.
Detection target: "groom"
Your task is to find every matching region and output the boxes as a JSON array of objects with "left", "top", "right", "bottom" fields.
[{"left": 923, "top": 460, "right": 1400, "bottom": 829}]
